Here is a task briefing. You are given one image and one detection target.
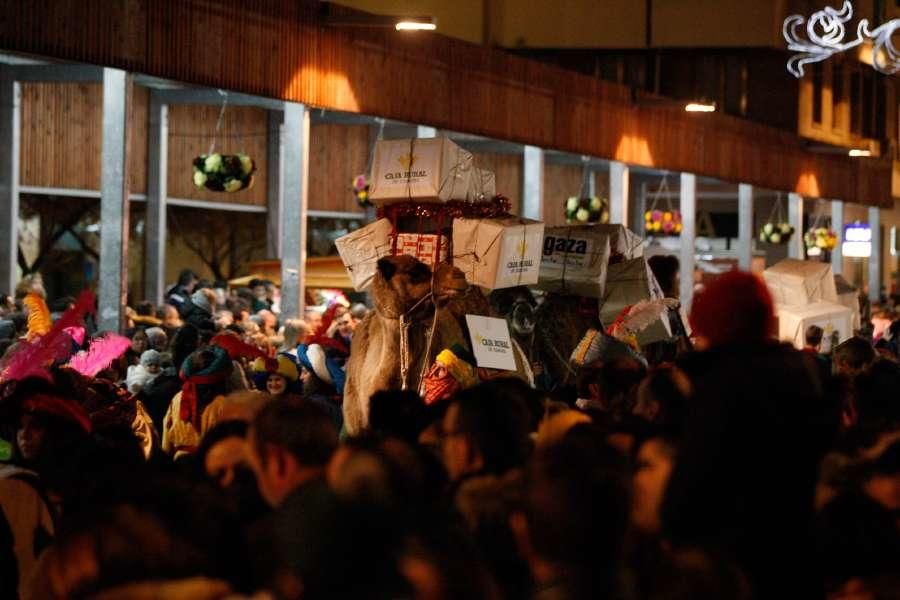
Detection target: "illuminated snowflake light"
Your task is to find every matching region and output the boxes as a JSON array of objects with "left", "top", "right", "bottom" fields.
[{"left": 783, "top": 0, "right": 900, "bottom": 77}]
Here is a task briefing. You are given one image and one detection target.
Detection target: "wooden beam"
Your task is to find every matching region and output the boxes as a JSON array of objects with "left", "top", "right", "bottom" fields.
[{"left": 0, "top": 0, "right": 891, "bottom": 207}]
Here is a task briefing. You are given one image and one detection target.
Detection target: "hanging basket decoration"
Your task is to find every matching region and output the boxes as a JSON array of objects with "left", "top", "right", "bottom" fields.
[
  {"left": 353, "top": 174, "right": 372, "bottom": 208},
  {"left": 644, "top": 209, "right": 683, "bottom": 236},
  {"left": 644, "top": 176, "right": 682, "bottom": 236},
  {"left": 804, "top": 227, "right": 837, "bottom": 251},
  {"left": 759, "top": 222, "right": 794, "bottom": 245},
  {"left": 192, "top": 153, "right": 256, "bottom": 193},
  {"left": 565, "top": 196, "right": 609, "bottom": 224},
  {"left": 757, "top": 193, "right": 793, "bottom": 244}
]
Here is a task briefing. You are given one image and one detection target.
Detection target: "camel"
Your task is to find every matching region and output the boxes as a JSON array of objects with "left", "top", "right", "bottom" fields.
[{"left": 343, "top": 256, "right": 468, "bottom": 435}]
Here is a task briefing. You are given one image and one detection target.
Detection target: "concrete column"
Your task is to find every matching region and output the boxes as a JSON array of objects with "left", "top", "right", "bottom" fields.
[
  {"left": 0, "top": 67, "right": 20, "bottom": 295},
  {"left": 522, "top": 145, "right": 543, "bottom": 220},
  {"left": 266, "top": 110, "right": 284, "bottom": 259},
  {"left": 280, "top": 102, "right": 310, "bottom": 319},
  {"left": 98, "top": 68, "right": 132, "bottom": 332},
  {"left": 585, "top": 168, "right": 596, "bottom": 198},
  {"left": 869, "top": 206, "right": 881, "bottom": 302},
  {"left": 788, "top": 193, "right": 805, "bottom": 260},
  {"left": 144, "top": 94, "right": 167, "bottom": 304},
  {"left": 609, "top": 161, "right": 630, "bottom": 225},
  {"left": 831, "top": 200, "right": 844, "bottom": 274},
  {"left": 680, "top": 173, "right": 696, "bottom": 310},
  {"left": 737, "top": 183, "right": 753, "bottom": 271}
]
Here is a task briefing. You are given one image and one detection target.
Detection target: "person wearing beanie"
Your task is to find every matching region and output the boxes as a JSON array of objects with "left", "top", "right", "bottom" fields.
[
  {"left": 688, "top": 270, "right": 775, "bottom": 350},
  {"left": 161, "top": 346, "right": 234, "bottom": 459},
  {"left": 125, "top": 349, "right": 163, "bottom": 395},
  {"left": 296, "top": 343, "right": 344, "bottom": 429},
  {"left": 667, "top": 271, "right": 838, "bottom": 599},
  {"left": 250, "top": 354, "right": 301, "bottom": 400},
  {"left": 180, "top": 288, "right": 218, "bottom": 332}
]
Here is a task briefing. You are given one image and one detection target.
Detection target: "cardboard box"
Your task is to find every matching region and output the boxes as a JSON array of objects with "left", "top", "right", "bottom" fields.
[
  {"left": 537, "top": 225, "right": 611, "bottom": 298},
  {"left": 590, "top": 224, "right": 644, "bottom": 260},
  {"left": 392, "top": 232, "right": 449, "bottom": 267},
  {"left": 600, "top": 257, "right": 672, "bottom": 346},
  {"left": 453, "top": 217, "right": 544, "bottom": 290},
  {"left": 775, "top": 301, "right": 854, "bottom": 353},
  {"left": 334, "top": 218, "right": 393, "bottom": 291},
  {"left": 368, "top": 137, "right": 474, "bottom": 205},
  {"left": 763, "top": 259, "right": 838, "bottom": 306},
  {"left": 467, "top": 168, "right": 496, "bottom": 201}
]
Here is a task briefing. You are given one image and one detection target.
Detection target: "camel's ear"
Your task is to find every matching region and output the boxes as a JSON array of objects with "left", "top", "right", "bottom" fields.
[{"left": 377, "top": 258, "right": 397, "bottom": 281}]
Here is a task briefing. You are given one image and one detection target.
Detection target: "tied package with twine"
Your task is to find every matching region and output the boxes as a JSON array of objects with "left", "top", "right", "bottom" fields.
[
  {"left": 537, "top": 225, "right": 612, "bottom": 299},
  {"left": 335, "top": 218, "right": 394, "bottom": 291},
  {"left": 368, "top": 137, "right": 484, "bottom": 205},
  {"left": 599, "top": 257, "right": 673, "bottom": 346},
  {"left": 452, "top": 217, "right": 544, "bottom": 290}
]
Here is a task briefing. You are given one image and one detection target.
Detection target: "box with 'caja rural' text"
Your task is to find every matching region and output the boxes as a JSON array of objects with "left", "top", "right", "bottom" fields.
[{"left": 453, "top": 217, "right": 544, "bottom": 290}]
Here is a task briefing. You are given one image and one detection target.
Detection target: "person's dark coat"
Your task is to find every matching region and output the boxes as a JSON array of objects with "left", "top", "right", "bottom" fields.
[
  {"left": 180, "top": 300, "right": 215, "bottom": 332},
  {"left": 666, "top": 342, "right": 840, "bottom": 599}
]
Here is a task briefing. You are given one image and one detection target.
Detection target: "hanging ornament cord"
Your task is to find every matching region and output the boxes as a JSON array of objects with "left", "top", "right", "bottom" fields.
[
  {"left": 365, "top": 118, "right": 386, "bottom": 177},
  {"left": 577, "top": 157, "right": 591, "bottom": 199},
  {"left": 765, "top": 193, "right": 786, "bottom": 226},
  {"left": 648, "top": 174, "right": 673, "bottom": 213},
  {"left": 810, "top": 200, "right": 827, "bottom": 230},
  {"left": 207, "top": 90, "right": 229, "bottom": 156}
]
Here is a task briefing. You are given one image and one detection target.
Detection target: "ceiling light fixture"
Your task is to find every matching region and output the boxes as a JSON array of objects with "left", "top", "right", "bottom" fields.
[
  {"left": 848, "top": 149, "right": 871, "bottom": 157},
  {"left": 685, "top": 102, "right": 716, "bottom": 113},
  {"left": 396, "top": 20, "right": 437, "bottom": 31}
]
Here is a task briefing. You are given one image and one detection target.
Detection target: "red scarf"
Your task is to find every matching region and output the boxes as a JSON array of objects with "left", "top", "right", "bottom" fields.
[{"left": 179, "top": 371, "right": 230, "bottom": 429}]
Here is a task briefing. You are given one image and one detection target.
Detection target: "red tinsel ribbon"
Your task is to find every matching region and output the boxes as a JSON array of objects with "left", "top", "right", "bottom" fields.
[
  {"left": 179, "top": 371, "right": 230, "bottom": 429},
  {"left": 377, "top": 196, "right": 511, "bottom": 221}
]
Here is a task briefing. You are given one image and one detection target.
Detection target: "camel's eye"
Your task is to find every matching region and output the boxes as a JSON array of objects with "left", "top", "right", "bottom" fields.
[
  {"left": 409, "top": 262, "right": 431, "bottom": 284},
  {"left": 377, "top": 258, "right": 397, "bottom": 281}
]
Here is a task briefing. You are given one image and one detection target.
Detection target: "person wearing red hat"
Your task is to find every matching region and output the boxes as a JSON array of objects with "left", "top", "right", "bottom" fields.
[
  {"left": 666, "top": 270, "right": 840, "bottom": 599},
  {"left": 688, "top": 270, "right": 776, "bottom": 350}
]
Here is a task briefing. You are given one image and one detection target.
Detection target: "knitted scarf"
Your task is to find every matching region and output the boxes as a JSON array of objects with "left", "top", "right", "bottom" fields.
[{"left": 179, "top": 346, "right": 232, "bottom": 429}]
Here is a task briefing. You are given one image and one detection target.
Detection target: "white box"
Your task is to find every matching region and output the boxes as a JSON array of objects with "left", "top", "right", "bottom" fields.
[
  {"left": 600, "top": 257, "right": 672, "bottom": 346},
  {"left": 763, "top": 259, "right": 838, "bottom": 306},
  {"left": 453, "top": 217, "right": 544, "bottom": 290},
  {"left": 334, "top": 218, "right": 393, "bottom": 291},
  {"left": 775, "top": 301, "right": 854, "bottom": 353},
  {"left": 368, "top": 137, "right": 474, "bottom": 205},
  {"left": 538, "top": 225, "right": 611, "bottom": 298}
]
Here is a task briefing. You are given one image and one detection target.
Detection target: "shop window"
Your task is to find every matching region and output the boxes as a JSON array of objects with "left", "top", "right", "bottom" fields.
[{"left": 307, "top": 214, "right": 367, "bottom": 257}]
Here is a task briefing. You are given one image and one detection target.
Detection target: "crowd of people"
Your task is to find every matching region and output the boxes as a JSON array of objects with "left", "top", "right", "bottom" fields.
[{"left": 0, "top": 266, "right": 899, "bottom": 600}]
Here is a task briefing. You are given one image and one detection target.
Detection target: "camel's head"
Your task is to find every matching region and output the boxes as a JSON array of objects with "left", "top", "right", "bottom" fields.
[{"left": 373, "top": 256, "right": 468, "bottom": 319}]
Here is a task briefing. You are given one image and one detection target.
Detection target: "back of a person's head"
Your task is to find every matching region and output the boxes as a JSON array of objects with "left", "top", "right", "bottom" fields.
[
  {"left": 634, "top": 366, "right": 689, "bottom": 432},
  {"left": 253, "top": 399, "right": 337, "bottom": 467},
  {"left": 281, "top": 318, "right": 308, "bottom": 347},
  {"left": 689, "top": 271, "right": 775, "bottom": 347},
  {"left": 525, "top": 425, "right": 629, "bottom": 595},
  {"left": 816, "top": 492, "right": 900, "bottom": 593},
  {"left": 368, "top": 389, "right": 428, "bottom": 443},
  {"left": 451, "top": 381, "right": 532, "bottom": 475},
  {"left": 833, "top": 337, "right": 876, "bottom": 371},
  {"left": 177, "top": 269, "right": 196, "bottom": 286},
  {"left": 805, "top": 325, "right": 824, "bottom": 347},
  {"left": 647, "top": 255, "right": 680, "bottom": 297},
  {"left": 853, "top": 359, "right": 900, "bottom": 429}
]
